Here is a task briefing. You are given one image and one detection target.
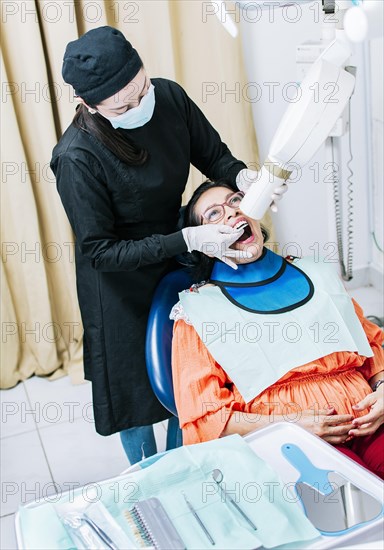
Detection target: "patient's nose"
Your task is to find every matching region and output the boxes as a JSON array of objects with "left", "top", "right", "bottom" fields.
[{"left": 225, "top": 206, "right": 240, "bottom": 222}]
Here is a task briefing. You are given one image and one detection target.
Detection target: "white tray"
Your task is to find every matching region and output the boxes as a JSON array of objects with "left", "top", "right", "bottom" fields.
[
  {"left": 15, "top": 423, "right": 383, "bottom": 549},
  {"left": 243, "top": 422, "right": 384, "bottom": 549}
]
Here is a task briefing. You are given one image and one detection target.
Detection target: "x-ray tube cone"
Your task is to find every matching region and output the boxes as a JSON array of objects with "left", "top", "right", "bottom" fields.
[
  {"left": 240, "top": 166, "right": 289, "bottom": 220},
  {"left": 344, "top": 1, "right": 384, "bottom": 43}
]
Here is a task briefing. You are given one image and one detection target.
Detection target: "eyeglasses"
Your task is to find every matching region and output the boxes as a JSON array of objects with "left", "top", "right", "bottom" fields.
[{"left": 201, "top": 191, "right": 245, "bottom": 224}]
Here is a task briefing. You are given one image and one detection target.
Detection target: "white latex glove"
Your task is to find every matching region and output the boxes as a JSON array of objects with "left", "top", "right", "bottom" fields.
[
  {"left": 236, "top": 168, "right": 288, "bottom": 212},
  {"left": 182, "top": 225, "right": 252, "bottom": 270}
]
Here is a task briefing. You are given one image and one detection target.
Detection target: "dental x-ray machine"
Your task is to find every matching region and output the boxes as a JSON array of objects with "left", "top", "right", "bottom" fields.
[{"left": 212, "top": 0, "right": 382, "bottom": 280}]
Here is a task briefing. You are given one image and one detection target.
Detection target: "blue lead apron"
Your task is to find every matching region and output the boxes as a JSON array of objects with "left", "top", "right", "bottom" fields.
[{"left": 179, "top": 249, "right": 373, "bottom": 403}]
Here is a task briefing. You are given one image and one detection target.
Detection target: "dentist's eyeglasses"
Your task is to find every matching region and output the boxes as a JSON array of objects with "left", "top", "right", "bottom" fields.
[{"left": 201, "top": 192, "right": 245, "bottom": 224}]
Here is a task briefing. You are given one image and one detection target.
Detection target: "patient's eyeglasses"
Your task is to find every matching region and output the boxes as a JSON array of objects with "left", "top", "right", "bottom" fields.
[{"left": 201, "top": 191, "right": 245, "bottom": 224}]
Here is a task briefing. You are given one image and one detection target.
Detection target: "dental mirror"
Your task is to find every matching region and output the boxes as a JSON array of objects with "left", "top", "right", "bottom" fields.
[
  {"left": 211, "top": 469, "right": 257, "bottom": 530},
  {"left": 282, "top": 444, "right": 383, "bottom": 534},
  {"left": 212, "top": 469, "right": 223, "bottom": 484}
]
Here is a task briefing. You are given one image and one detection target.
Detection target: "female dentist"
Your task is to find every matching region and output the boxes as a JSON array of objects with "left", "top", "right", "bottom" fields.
[{"left": 50, "top": 26, "right": 280, "bottom": 464}]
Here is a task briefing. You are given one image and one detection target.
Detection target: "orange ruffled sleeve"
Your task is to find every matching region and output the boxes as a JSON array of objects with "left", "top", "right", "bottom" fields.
[
  {"left": 171, "top": 319, "right": 243, "bottom": 444},
  {"left": 351, "top": 299, "right": 383, "bottom": 380}
]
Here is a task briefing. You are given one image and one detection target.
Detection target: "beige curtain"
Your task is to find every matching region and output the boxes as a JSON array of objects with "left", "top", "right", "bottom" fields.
[{"left": 1, "top": 0, "right": 272, "bottom": 389}]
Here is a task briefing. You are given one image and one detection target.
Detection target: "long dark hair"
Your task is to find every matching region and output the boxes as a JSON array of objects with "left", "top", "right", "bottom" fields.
[
  {"left": 73, "top": 93, "right": 148, "bottom": 166},
  {"left": 182, "top": 179, "right": 269, "bottom": 282}
]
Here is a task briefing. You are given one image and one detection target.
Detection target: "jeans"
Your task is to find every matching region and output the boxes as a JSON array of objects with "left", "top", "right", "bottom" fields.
[{"left": 120, "top": 416, "right": 182, "bottom": 465}]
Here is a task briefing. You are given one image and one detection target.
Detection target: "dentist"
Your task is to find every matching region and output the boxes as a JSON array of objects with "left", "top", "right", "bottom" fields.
[{"left": 50, "top": 26, "right": 278, "bottom": 464}]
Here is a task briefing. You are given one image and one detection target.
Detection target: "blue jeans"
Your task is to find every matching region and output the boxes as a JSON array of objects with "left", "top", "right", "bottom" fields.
[{"left": 120, "top": 416, "right": 182, "bottom": 465}]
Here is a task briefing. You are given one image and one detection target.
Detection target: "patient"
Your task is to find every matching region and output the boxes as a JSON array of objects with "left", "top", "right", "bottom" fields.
[{"left": 171, "top": 180, "right": 384, "bottom": 478}]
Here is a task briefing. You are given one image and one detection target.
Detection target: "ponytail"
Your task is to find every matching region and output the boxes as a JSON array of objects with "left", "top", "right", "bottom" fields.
[{"left": 73, "top": 104, "right": 148, "bottom": 166}]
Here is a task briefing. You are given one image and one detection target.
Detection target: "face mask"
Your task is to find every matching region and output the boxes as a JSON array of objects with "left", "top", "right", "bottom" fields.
[{"left": 103, "top": 84, "right": 156, "bottom": 130}]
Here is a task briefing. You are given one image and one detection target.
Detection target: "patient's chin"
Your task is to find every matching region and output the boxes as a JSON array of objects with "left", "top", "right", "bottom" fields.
[{"left": 234, "top": 242, "right": 263, "bottom": 263}]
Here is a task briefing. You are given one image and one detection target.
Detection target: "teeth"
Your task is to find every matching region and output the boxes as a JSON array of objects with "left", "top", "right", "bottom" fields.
[{"left": 234, "top": 221, "right": 248, "bottom": 231}]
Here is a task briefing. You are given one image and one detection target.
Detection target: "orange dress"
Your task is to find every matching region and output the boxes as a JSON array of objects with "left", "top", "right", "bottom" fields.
[{"left": 171, "top": 299, "right": 384, "bottom": 445}]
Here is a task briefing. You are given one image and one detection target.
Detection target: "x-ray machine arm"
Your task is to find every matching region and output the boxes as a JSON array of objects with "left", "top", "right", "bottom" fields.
[{"left": 211, "top": 0, "right": 382, "bottom": 219}]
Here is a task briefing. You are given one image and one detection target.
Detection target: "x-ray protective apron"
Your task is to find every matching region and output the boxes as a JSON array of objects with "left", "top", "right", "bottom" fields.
[{"left": 179, "top": 248, "right": 373, "bottom": 403}]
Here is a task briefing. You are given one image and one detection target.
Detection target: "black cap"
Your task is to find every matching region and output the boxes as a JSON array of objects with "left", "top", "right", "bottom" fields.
[{"left": 62, "top": 26, "right": 143, "bottom": 105}]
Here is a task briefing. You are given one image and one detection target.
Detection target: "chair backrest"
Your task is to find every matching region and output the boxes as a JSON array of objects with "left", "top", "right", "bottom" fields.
[{"left": 145, "top": 268, "right": 193, "bottom": 416}]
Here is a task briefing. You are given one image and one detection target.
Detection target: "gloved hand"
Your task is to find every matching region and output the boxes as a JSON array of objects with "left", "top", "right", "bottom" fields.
[
  {"left": 182, "top": 225, "right": 252, "bottom": 270},
  {"left": 236, "top": 168, "right": 288, "bottom": 212}
]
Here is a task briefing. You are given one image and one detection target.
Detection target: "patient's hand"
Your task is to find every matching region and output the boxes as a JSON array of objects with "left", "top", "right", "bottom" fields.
[
  {"left": 349, "top": 385, "right": 384, "bottom": 437},
  {"left": 297, "top": 407, "right": 354, "bottom": 444}
]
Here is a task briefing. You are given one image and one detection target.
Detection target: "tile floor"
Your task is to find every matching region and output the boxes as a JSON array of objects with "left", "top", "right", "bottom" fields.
[
  {"left": 0, "top": 376, "right": 168, "bottom": 549},
  {"left": 1, "top": 285, "right": 383, "bottom": 549}
]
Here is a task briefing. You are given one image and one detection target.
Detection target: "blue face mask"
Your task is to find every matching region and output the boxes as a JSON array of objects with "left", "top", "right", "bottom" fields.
[{"left": 103, "top": 84, "right": 155, "bottom": 130}]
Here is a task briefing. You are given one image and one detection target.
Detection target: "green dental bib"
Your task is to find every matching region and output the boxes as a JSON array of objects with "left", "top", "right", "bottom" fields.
[{"left": 179, "top": 254, "right": 373, "bottom": 403}]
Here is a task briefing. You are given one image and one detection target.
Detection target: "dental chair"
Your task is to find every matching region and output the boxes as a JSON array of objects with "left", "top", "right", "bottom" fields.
[{"left": 145, "top": 268, "right": 193, "bottom": 416}]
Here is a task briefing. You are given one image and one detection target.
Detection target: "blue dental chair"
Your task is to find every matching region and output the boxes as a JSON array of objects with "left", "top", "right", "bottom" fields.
[{"left": 145, "top": 268, "right": 193, "bottom": 416}]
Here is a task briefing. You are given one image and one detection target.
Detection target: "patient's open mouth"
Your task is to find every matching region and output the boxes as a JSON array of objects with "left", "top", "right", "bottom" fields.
[{"left": 233, "top": 220, "right": 254, "bottom": 244}]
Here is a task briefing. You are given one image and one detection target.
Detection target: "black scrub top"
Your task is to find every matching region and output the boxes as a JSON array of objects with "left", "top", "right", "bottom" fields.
[{"left": 50, "top": 78, "right": 246, "bottom": 436}]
